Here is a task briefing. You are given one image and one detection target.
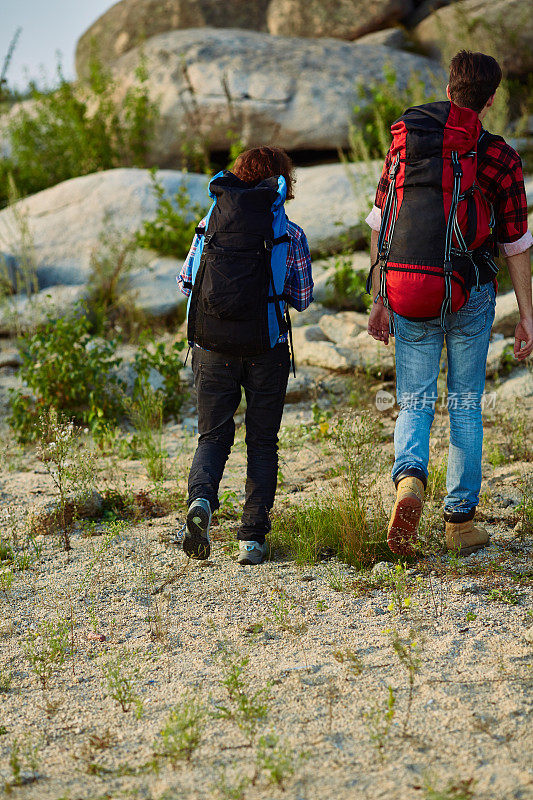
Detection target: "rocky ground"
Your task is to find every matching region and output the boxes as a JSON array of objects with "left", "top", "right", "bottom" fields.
[{"left": 0, "top": 340, "right": 531, "bottom": 800}]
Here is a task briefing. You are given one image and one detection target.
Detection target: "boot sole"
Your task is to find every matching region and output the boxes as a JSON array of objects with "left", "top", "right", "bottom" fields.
[
  {"left": 387, "top": 495, "right": 423, "bottom": 557},
  {"left": 184, "top": 507, "right": 211, "bottom": 560}
]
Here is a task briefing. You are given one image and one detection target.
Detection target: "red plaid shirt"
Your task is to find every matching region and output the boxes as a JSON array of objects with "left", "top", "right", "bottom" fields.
[{"left": 371, "top": 132, "right": 531, "bottom": 254}]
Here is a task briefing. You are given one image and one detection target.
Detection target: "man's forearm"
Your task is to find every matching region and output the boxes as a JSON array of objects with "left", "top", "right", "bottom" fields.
[
  {"left": 506, "top": 249, "right": 532, "bottom": 318},
  {"left": 370, "top": 229, "right": 380, "bottom": 300}
]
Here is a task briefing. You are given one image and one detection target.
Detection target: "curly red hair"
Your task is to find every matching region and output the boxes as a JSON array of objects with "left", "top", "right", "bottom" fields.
[{"left": 232, "top": 146, "right": 296, "bottom": 200}]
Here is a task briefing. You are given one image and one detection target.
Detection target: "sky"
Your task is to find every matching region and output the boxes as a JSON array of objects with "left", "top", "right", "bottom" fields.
[{"left": 1, "top": 0, "right": 117, "bottom": 90}]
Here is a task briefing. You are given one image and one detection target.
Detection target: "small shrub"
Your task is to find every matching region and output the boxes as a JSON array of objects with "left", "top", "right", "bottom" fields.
[
  {"left": 324, "top": 253, "right": 371, "bottom": 311},
  {"left": 133, "top": 337, "right": 186, "bottom": 420},
  {"left": 0, "top": 56, "right": 158, "bottom": 208},
  {"left": 254, "top": 733, "right": 298, "bottom": 789},
  {"left": 390, "top": 627, "right": 424, "bottom": 735},
  {"left": 136, "top": 169, "right": 208, "bottom": 258},
  {"left": 271, "top": 413, "right": 391, "bottom": 567},
  {"left": 101, "top": 653, "right": 143, "bottom": 717},
  {"left": 214, "top": 646, "right": 270, "bottom": 746},
  {"left": 5, "top": 736, "right": 41, "bottom": 788},
  {"left": 35, "top": 407, "right": 97, "bottom": 550},
  {"left": 24, "top": 618, "right": 70, "bottom": 689},
  {"left": 85, "top": 226, "right": 145, "bottom": 339},
  {"left": 349, "top": 65, "right": 437, "bottom": 162},
  {"left": 154, "top": 693, "right": 205, "bottom": 767},
  {"left": 362, "top": 685, "right": 396, "bottom": 760},
  {"left": 9, "top": 304, "right": 125, "bottom": 440}
]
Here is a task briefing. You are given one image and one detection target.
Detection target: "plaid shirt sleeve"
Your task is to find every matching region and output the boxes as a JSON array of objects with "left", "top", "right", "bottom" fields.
[
  {"left": 477, "top": 138, "right": 530, "bottom": 246},
  {"left": 374, "top": 145, "right": 393, "bottom": 209},
  {"left": 284, "top": 220, "right": 313, "bottom": 311},
  {"left": 177, "top": 218, "right": 206, "bottom": 296}
]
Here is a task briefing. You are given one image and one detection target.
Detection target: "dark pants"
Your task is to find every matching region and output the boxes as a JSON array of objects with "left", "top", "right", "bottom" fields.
[{"left": 188, "top": 343, "right": 290, "bottom": 543}]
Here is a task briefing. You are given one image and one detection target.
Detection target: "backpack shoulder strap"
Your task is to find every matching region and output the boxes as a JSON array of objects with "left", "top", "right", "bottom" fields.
[{"left": 477, "top": 129, "right": 505, "bottom": 161}]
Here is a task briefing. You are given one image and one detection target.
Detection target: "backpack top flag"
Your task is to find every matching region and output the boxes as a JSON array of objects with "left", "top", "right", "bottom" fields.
[
  {"left": 367, "top": 101, "right": 498, "bottom": 324},
  {"left": 185, "top": 171, "right": 291, "bottom": 357}
]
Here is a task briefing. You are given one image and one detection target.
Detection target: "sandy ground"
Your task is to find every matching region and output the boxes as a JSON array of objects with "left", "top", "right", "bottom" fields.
[{"left": 0, "top": 362, "right": 532, "bottom": 800}]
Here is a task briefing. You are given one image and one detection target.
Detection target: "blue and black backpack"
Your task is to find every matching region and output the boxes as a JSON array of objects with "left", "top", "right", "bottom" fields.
[{"left": 185, "top": 170, "right": 292, "bottom": 359}]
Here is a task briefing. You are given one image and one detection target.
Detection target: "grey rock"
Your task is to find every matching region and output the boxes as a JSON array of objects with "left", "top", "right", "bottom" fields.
[
  {"left": 75, "top": 0, "right": 270, "bottom": 78},
  {"left": 318, "top": 311, "right": 369, "bottom": 346},
  {"left": 496, "top": 370, "right": 533, "bottom": 402},
  {"left": 356, "top": 27, "right": 411, "bottom": 49},
  {"left": 0, "top": 168, "right": 208, "bottom": 289},
  {"left": 493, "top": 286, "right": 532, "bottom": 337},
  {"left": 289, "top": 164, "right": 381, "bottom": 255},
  {"left": 110, "top": 28, "right": 443, "bottom": 158},
  {"left": 523, "top": 627, "right": 533, "bottom": 645},
  {"left": 371, "top": 561, "right": 394, "bottom": 578},
  {"left": 414, "top": 0, "right": 533, "bottom": 77},
  {"left": 129, "top": 256, "right": 187, "bottom": 319},
  {"left": 485, "top": 337, "right": 514, "bottom": 377},
  {"left": 267, "top": 0, "right": 413, "bottom": 40},
  {"left": 0, "top": 349, "right": 22, "bottom": 369},
  {"left": 0, "top": 285, "right": 86, "bottom": 335}
]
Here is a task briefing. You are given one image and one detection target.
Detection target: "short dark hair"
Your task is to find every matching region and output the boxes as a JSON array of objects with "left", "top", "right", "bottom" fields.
[
  {"left": 448, "top": 51, "right": 502, "bottom": 113},
  {"left": 232, "top": 146, "right": 296, "bottom": 200}
]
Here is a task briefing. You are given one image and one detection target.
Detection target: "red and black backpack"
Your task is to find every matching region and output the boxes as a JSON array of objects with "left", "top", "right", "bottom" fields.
[{"left": 367, "top": 101, "right": 499, "bottom": 323}]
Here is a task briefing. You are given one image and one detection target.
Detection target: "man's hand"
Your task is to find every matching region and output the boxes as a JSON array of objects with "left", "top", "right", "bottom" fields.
[
  {"left": 368, "top": 299, "right": 390, "bottom": 345},
  {"left": 514, "top": 316, "right": 533, "bottom": 360}
]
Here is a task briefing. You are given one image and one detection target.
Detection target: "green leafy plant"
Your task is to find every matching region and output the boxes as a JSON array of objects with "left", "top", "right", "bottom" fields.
[
  {"left": 349, "top": 65, "right": 437, "bottom": 161},
  {"left": 9, "top": 304, "right": 125, "bottom": 440},
  {"left": 133, "top": 337, "right": 186, "bottom": 420},
  {"left": 272, "top": 412, "right": 390, "bottom": 567},
  {"left": 136, "top": 169, "right": 208, "bottom": 257},
  {"left": 324, "top": 253, "right": 371, "bottom": 312},
  {"left": 24, "top": 618, "right": 70, "bottom": 689},
  {"left": 253, "top": 733, "right": 298, "bottom": 789},
  {"left": 125, "top": 384, "right": 167, "bottom": 484},
  {"left": 0, "top": 56, "right": 158, "bottom": 207},
  {"left": 5, "top": 736, "right": 41, "bottom": 788},
  {"left": 387, "top": 563, "right": 415, "bottom": 615},
  {"left": 214, "top": 646, "right": 270, "bottom": 746},
  {"left": 85, "top": 226, "right": 145, "bottom": 340},
  {"left": 363, "top": 685, "right": 396, "bottom": 760},
  {"left": 101, "top": 653, "right": 144, "bottom": 717},
  {"left": 154, "top": 693, "right": 205, "bottom": 767},
  {"left": 390, "top": 627, "right": 424, "bottom": 734},
  {"left": 35, "top": 407, "right": 96, "bottom": 550}
]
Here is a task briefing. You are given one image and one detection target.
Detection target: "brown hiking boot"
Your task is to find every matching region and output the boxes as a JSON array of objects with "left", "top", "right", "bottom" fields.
[
  {"left": 445, "top": 519, "right": 489, "bottom": 555},
  {"left": 387, "top": 477, "right": 425, "bottom": 556}
]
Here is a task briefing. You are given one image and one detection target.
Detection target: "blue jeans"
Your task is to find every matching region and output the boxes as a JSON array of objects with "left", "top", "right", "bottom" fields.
[{"left": 392, "top": 283, "right": 496, "bottom": 515}]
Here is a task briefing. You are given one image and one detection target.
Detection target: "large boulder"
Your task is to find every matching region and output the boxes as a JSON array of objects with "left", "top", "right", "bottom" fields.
[
  {"left": 0, "top": 168, "right": 208, "bottom": 289},
  {"left": 288, "top": 163, "right": 381, "bottom": 255},
  {"left": 110, "top": 28, "right": 443, "bottom": 160},
  {"left": 414, "top": 0, "right": 533, "bottom": 77},
  {"left": 0, "top": 164, "right": 380, "bottom": 329},
  {"left": 293, "top": 323, "right": 395, "bottom": 376},
  {"left": 492, "top": 283, "right": 532, "bottom": 337},
  {"left": 75, "top": 0, "right": 270, "bottom": 79},
  {"left": 266, "top": 0, "right": 413, "bottom": 40}
]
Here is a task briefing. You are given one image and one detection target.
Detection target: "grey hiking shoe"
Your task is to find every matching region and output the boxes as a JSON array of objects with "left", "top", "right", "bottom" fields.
[
  {"left": 184, "top": 498, "right": 211, "bottom": 559},
  {"left": 238, "top": 540, "right": 267, "bottom": 566}
]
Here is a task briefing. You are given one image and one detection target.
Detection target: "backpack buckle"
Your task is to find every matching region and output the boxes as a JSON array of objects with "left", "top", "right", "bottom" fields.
[{"left": 443, "top": 261, "right": 453, "bottom": 275}]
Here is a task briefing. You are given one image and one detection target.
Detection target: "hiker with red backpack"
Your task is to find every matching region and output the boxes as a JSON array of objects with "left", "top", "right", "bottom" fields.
[
  {"left": 366, "top": 51, "right": 533, "bottom": 557},
  {"left": 178, "top": 146, "right": 313, "bottom": 565}
]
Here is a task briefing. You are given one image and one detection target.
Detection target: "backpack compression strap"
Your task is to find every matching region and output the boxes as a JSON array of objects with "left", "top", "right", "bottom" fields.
[{"left": 365, "top": 153, "right": 400, "bottom": 304}]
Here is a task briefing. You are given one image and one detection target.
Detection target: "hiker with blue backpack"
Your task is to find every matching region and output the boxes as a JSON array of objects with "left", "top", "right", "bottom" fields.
[
  {"left": 366, "top": 50, "right": 533, "bottom": 557},
  {"left": 178, "top": 146, "right": 313, "bottom": 565}
]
